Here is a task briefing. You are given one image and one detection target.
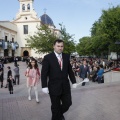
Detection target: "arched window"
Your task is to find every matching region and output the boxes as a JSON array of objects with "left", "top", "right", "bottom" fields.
[
  {"left": 22, "top": 4, "right": 25, "bottom": 11},
  {"left": 27, "top": 4, "right": 30, "bottom": 10}
]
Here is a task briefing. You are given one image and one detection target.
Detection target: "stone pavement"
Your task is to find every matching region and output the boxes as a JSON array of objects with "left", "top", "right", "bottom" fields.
[{"left": 1, "top": 62, "right": 120, "bottom": 120}]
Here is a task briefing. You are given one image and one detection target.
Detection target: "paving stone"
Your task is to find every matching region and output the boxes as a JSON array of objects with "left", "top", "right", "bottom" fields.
[{"left": 1, "top": 62, "right": 120, "bottom": 120}]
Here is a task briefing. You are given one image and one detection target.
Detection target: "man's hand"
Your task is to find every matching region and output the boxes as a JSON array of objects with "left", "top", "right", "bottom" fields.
[
  {"left": 42, "top": 87, "right": 49, "bottom": 94},
  {"left": 72, "top": 83, "right": 77, "bottom": 88}
]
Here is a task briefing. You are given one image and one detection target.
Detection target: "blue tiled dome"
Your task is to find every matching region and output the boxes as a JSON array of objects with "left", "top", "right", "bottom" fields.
[{"left": 40, "top": 14, "right": 54, "bottom": 26}]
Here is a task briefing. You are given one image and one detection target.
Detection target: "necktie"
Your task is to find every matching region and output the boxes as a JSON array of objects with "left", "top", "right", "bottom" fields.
[{"left": 58, "top": 55, "right": 62, "bottom": 69}]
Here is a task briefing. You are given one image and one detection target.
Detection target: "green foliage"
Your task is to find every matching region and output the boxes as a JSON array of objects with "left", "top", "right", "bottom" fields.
[
  {"left": 26, "top": 23, "right": 76, "bottom": 54},
  {"left": 26, "top": 24, "right": 57, "bottom": 53},
  {"left": 59, "top": 23, "right": 76, "bottom": 54},
  {"left": 76, "top": 5, "right": 120, "bottom": 57},
  {"left": 76, "top": 37, "right": 92, "bottom": 56}
]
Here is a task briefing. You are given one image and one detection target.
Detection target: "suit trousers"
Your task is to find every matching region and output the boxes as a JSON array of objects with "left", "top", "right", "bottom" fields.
[
  {"left": 49, "top": 93, "right": 72, "bottom": 120},
  {"left": 14, "top": 75, "right": 20, "bottom": 85}
]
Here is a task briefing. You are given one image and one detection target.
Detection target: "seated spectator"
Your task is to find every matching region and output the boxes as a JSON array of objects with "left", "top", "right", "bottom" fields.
[
  {"left": 89, "top": 67, "right": 98, "bottom": 82},
  {"left": 97, "top": 64, "right": 104, "bottom": 84}
]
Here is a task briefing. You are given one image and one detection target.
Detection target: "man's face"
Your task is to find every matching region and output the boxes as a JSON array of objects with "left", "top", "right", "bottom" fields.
[
  {"left": 83, "top": 61, "right": 87, "bottom": 65},
  {"left": 53, "top": 42, "right": 64, "bottom": 54}
]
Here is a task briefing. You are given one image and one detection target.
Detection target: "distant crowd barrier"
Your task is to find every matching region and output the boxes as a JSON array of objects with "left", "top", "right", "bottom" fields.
[{"left": 104, "top": 71, "right": 120, "bottom": 83}]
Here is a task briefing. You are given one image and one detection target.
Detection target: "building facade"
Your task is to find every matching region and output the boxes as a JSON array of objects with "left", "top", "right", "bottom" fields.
[{"left": 0, "top": 0, "right": 60, "bottom": 58}]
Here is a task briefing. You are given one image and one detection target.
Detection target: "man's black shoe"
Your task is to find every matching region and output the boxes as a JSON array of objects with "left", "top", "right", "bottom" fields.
[
  {"left": 62, "top": 115, "right": 65, "bottom": 120},
  {"left": 82, "top": 82, "right": 86, "bottom": 86}
]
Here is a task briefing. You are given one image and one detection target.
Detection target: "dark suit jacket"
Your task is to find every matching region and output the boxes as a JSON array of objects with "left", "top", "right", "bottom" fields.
[
  {"left": 7, "top": 70, "right": 12, "bottom": 79},
  {"left": 41, "top": 52, "right": 76, "bottom": 95},
  {"left": 79, "top": 65, "right": 90, "bottom": 79}
]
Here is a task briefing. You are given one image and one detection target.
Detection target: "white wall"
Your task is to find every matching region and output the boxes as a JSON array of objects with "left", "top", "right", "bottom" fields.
[
  {"left": 15, "top": 21, "right": 40, "bottom": 56},
  {"left": 0, "top": 21, "right": 17, "bottom": 32}
]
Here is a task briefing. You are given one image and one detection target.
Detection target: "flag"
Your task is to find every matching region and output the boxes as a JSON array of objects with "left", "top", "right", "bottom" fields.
[{"left": 15, "top": 42, "right": 19, "bottom": 49}]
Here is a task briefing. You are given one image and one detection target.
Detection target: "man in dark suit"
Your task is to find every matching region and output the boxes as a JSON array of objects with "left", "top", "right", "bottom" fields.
[
  {"left": 79, "top": 60, "right": 90, "bottom": 86},
  {"left": 41, "top": 39, "right": 77, "bottom": 120}
]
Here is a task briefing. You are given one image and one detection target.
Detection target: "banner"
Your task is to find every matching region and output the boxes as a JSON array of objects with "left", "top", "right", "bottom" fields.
[
  {"left": 0, "top": 40, "right": 2, "bottom": 47},
  {"left": 9, "top": 42, "right": 12, "bottom": 48},
  {"left": 2, "top": 40, "right": 5, "bottom": 49},
  {"left": 12, "top": 42, "right": 16, "bottom": 50},
  {"left": 4, "top": 41, "right": 8, "bottom": 49},
  {"left": 15, "top": 42, "right": 19, "bottom": 49}
]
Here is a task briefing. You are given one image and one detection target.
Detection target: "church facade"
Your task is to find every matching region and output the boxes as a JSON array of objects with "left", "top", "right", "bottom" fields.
[{"left": 0, "top": 0, "right": 60, "bottom": 58}]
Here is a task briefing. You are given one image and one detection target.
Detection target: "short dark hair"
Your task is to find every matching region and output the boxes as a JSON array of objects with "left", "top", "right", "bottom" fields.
[
  {"left": 53, "top": 39, "right": 64, "bottom": 45},
  {"left": 99, "top": 64, "right": 103, "bottom": 68}
]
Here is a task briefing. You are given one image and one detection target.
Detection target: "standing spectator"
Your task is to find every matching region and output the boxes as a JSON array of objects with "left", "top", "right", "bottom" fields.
[
  {"left": 0, "top": 61, "right": 4, "bottom": 78},
  {"left": 79, "top": 60, "right": 90, "bottom": 86},
  {"left": 0, "top": 61, "right": 4, "bottom": 70},
  {"left": 25, "top": 58, "right": 40, "bottom": 103},
  {"left": 102, "top": 60, "right": 106, "bottom": 69},
  {"left": 14, "top": 57, "right": 18, "bottom": 66},
  {"left": 7, "top": 75, "right": 14, "bottom": 94},
  {"left": 89, "top": 67, "right": 98, "bottom": 82},
  {"left": 13, "top": 64, "right": 20, "bottom": 85},
  {"left": 0, "top": 68, "right": 3, "bottom": 88},
  {"left": 5, "top": 66, "right": 12, "bottom": 88}
]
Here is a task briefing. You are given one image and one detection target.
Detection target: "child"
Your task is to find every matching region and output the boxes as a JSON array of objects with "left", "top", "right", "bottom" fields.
[{"left": 7, "top": 75, "right": 14, "bottom": 94}]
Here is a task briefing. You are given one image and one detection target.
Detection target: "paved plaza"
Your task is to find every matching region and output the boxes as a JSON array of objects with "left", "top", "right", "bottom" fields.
[{"left": 0, "top": 62, "right": 120, "bottom": 120}]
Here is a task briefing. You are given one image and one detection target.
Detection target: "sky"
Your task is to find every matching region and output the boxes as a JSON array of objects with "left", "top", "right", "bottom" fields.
[{"left": 0, "top": 0, "right": 120, "bottom": 43}]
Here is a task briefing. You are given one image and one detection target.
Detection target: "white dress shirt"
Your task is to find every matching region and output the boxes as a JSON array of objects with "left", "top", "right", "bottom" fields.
[{"left": 54, "top": 51, "right": 63, "bottom": 70}]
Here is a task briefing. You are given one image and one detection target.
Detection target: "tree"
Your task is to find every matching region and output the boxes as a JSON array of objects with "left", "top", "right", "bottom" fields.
[
  {"left": 76, "top": 37, "right": 92, "bottom": 56},
  {"left": 26, "top": 23, "right": 76, "bottom": 54},
  {"left": 76, "top": 5, "right": 120, "bottom": 57},
  {"left": 26, "top": 24, "right": 57, "bottom": 54},
  {"left": 59, "top": 23, "right": 76, "bottom": 54}
]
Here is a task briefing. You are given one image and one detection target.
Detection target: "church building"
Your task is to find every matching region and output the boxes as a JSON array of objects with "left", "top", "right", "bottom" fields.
[{"left": 0, "top": 0, "right": 59, "bottom": 58}]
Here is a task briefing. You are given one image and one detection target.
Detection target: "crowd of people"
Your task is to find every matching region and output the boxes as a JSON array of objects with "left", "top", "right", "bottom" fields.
[
  {"left": 0, "top": 39, "right": 120, "bottom": 120},
  {"left": 0, "top": 57, "right": 20, "bottom": 94},
  {"left": 70, "top": 58, "right": 117, "bottom": 85}
]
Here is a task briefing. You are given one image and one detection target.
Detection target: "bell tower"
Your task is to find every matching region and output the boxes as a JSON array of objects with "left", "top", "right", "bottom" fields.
[
  {"left": 14, "top": 0, "right": 38, "bottom": 21},
  {"left": 19, "top": 0, "right": 34, "bottom": 13},
  {"left": 12, "top": 0, "right": 40, "bottom": 58}
]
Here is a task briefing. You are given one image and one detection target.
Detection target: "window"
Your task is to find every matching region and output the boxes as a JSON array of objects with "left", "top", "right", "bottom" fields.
[
  {"left": 22, "top": 4, "right": 25, "bottom": 11},
  {"left": 12, "top": 38, "right": 14, "bottom": 42},
  {"left": 27, "top": 4, "right": 30, "bottom": 10},
  {"left": 5, "top": 36, "right": 7, "bottom": 41},
  {"left": 23, "top": 25, "right": 28, "bottom": 34}
]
